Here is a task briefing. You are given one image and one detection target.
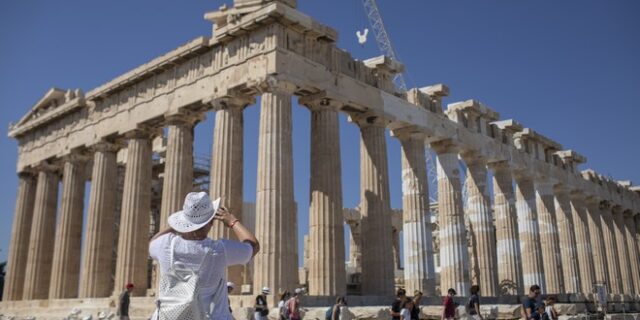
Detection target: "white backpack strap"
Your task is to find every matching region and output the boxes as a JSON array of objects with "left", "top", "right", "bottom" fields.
[{"left": 169, "top": 235, "right": 178, "bottom": 272}]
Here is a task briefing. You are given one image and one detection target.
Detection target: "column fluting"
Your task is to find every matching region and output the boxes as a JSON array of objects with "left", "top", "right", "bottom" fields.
[
  {"left": 23, "top": 167, "right": 60, "bottom": 300},
  {"left": 553, "top": 187, "right": 581, "bottom": 294},
  {"left": 253, "top": 89, "right": 297, "bottom": 294},
  {"left": 569, "top": 192, "right": 596, "bottom": 295},
  {"left": 463, "top": 155, "right": 498, "bottom": 297},
  {"left": 49, "top": 157, "right": 87, "bottom": 299},
  {"left": 612, "top": 207, "right": 634, "bottom": 295},
  {"left": 585, "top": 198, "right": 610, "bottom": 289},
  {"left": 114, "top": 131, "right": 153, "bottom": 296},
  {"left": 79, "top": 143, "right": 119, "bottom": 298},
  {"left": 514, "top": 173, "right": 546, "bottom": 293},
  {"left": 534, "top": 179, "right": 564, "bottom": 294},
  {"left": 600, "top": 202, "right": 622, "bottom": 294},
  {"left": 3, "top": 172, "right": 36, "bottom": 301},
  {"left": 357, "top": 119, "right": 395, "bottom": 295},
  {"left": 489, "top": 162, "right": 522, "bottom": 296},
  {"left": 306, "top": 100, "right": 346, "bottom": 296},
  {"left": 623, "top": 212, "right": 640, "bottom": 296},
  {"left": 399, "top": 135, "right": 436, "bottom": 295},
  {"left": 433, "top": 140, "right": 470, "bottom": 296}
]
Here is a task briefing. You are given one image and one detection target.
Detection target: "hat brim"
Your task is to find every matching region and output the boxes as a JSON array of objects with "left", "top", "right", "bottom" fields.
[{"left": 168, "top": 198, "right": 221, "bottom": 233}]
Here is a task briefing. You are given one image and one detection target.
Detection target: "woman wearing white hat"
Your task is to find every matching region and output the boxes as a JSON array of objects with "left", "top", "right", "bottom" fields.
[{"left": 150, "top": 192, "right": 259, "bottom": 320}]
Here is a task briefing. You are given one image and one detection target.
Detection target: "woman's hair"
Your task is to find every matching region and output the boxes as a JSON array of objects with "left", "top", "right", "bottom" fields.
[
  {"left": 401, "top": 299, "right": 414, "bottom": 309},
  {"left": 336, "top": 296, "right": 347, "bottom": 305},
  {"left": 280, "top": 290, "right": 290, "bottom": 301},
  {"left": 545, "top": 296, "right": 556, "bottom": 304},
  {"left": 470, "top": 285, "right": 480, "bottom": 294}
]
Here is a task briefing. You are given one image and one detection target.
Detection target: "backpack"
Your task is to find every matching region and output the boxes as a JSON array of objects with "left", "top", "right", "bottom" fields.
[
  {"left": 154, "top": 236, "right": 220, "bottom": 320},
  {"left": 325, "top": 306, "right": 333, "bottom": 320}
]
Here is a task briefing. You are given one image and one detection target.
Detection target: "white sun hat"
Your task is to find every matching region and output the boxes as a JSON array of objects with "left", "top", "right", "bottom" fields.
[
  {"left": 261, "top": 286, "right": 271, "bottom": 294},
  {"left": 168, "top": 192, "right": 221, "bottom": 233},
  {"left": 227, "top": 281, "right": 236, "bottom": 289}
]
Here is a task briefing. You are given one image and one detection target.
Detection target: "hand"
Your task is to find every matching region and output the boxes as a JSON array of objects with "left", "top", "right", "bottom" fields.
[{"left": 213, "top": 206, "right": 238, "bottom": 227}]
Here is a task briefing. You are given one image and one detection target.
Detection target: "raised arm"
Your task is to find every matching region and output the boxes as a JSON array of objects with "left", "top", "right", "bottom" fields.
[
  {"left": 215, "top": 206, "right": 260, "bottom": 257},
  {"left": 150, "top": 226, "right": 175, "bottom": 242}
]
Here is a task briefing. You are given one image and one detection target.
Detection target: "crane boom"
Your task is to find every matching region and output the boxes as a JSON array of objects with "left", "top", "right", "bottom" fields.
[{"left": 362, "top": 0, "right": 408, "bottom": 92}]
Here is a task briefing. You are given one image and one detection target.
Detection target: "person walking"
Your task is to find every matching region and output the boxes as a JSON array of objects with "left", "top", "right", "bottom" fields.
[
  {"left": 521, "top": 285, "right": 542, "bottom": 320},
  {"left": 286, "top": 288, "right": 303, "bottom": 320},
  {"left": 400, "top": 299, "right": 415, "bottom": 320},
  {"left": 117, "top": 283, "right": 134, "bottom": 320},
  {"left": 466, "top": 285, "right": 482, "bottom": 320},
  {"left": 543, "top": 296, "right": 558, "bottom": 320},
  {"left": 150, "top": 192, "right": 260, "bottom": 320},
  {"left": 328, "top": 296, "right": 347, "bottom": 320},
  {"left": 278, "top": 291, "right": 291, "bottom": 320},
  {"left": 255, "top": 287, "right": 271, "bottom": 320},
  {"left": 391, "top": 288, "right": 408, "bottom": 320},
  {"left": 411, "top": 291, "right": 423, "bottom": 320},
  {"left": 441, "top": 288, "right": 457, "bottom": 320}
]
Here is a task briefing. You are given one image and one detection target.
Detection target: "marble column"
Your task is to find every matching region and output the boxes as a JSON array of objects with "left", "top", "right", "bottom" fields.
[
  {"left": 553, "top": 186, "right": 580, "bottom": 294},
  {"left": 49, "top": 156, "right": 87, "bottom": 299},
  {"left": 79, "top": 143, "right": 119, "bottom": 298},
  {"left": 463, "top": 155, "right": 498, "bottom": 297},
  {"left": 253, "top": 88, "right": 297, "bottom": 294},
  {"left": 489, "top": 162, "right": 522, "bottom": 296},
  {"left": 23, "top": 167, "right": 60, "bottom": 300},
  {"left": 356, "top": 118, "right": 394, "bottom": 295},
  {"left": 623, "top": 212, "right": 640, "bottom": 296},
  {"left": 160, "top": 114, "right": 195, "bottom": 229},
  {"left": 432, "top": 140, "right": 470, "bottom": 296},
  {"left": 585, "top": 198, "right": 609, "bottom": 289},
  {"left": 599, "top": 202, "right": 622, "bottom": 294},
  {"left": 398, "top": 135, "right": 436, "bottom": 295},
  {"left": 534, "top": 179, "right": 563, "bottom": 294},
  {"left": 209, "top": 97, "right": 252, "bottom": 292},
  {"left": 612, "top": 207, "right": 634, "bottom": 294},
  {"left": 305, "top": 100, "right": 346, "bottom": 296},
  {"left": 513, "top": 173, "right": 546, "bottom": 293},
  {"left": 569, "top": 192, "right": 596, "bottom": 295},
  {"left": 3, "top": 172, "right": 36, "bottom": 301},
  {"left": 114, "top": 131, "right": 153, "bottom": 296}
]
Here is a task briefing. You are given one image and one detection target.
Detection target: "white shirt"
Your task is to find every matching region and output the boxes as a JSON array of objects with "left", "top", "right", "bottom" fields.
[
  {"left": 400, "top": 308, "right": 411, "bottom": 320},
  {"left": 149, "top": 233, "right": 252, "bottom": 319}
]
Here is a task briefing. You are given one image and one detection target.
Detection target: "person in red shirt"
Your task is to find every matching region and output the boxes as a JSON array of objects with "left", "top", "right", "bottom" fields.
[{"left": 442, "top": 288, "right": 457, "bottom": 320}]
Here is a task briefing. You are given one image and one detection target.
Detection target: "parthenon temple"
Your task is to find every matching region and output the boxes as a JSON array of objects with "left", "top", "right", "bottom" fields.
[{"left": 2, "top": 0, "right": 640, "bottom": 319}]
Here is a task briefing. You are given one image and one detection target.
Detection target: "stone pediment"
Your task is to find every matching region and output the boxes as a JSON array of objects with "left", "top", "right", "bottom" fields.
[{"left": 9, "top": 87, "right": 85, "bottom": 138}]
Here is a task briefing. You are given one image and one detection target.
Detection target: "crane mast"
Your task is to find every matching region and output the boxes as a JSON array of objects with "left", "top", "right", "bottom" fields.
[{"left": 361, "top": 0, "right": 408, "bottom": 93}]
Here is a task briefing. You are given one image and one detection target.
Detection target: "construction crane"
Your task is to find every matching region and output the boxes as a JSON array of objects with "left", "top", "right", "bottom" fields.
[
  {"left": 361, "top": 0, "right": 408, "bottom": 93},
  {"left": 359, "top": 1, "right": 470, "bottom": 205}
]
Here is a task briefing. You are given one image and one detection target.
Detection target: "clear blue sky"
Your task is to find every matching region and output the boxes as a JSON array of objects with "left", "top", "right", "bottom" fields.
[{"left": 0, "top": 1, "right": 638, "bottom": 265}]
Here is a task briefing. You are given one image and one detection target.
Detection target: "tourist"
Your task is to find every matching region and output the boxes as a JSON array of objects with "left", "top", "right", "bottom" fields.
[
  {"left": 543, "top": 296, "right": 558, "bottom": 320},
  {"left": 328, "top": 296, "right": 347, "bottom": 320},
  {"left": 286, "top": 288, "right": 304, "bottom": 320},
  {"left": 227, "top": 282, "right": 235, "bottom": 314},
  {"left": 441, "top": 288, "right": 457, "bottom": 320},
  {"left": 255, "top": 287, "right": 271, "bottom": 320},
  {"left": 521, "top": 285, "right": 542, "bottom": 320},
  {"left": 149, "top": 192, "right": 260, "bottom": 320},
  {"left": 400, "top": 299, "right": 415, "bottom": 320},
  {"left": 466, "top": 285, "right": 482, "bottom": 320},
  {"left": 278, "top": 290, "right": 291, "bottom": 320},
  {"left": 411, "top": 291, "right": 423, "bottom": 320},
  {"left": 117, "top": 283, "right": 134, "bottom": 320},
  {"left": 391, "top": 288, "right": 408, "bottom": 320}
]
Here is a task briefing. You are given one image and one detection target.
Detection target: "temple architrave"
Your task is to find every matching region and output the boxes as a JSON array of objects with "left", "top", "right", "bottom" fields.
[{"left": 2, "top": 0, "right": 640, "bottom": 318}]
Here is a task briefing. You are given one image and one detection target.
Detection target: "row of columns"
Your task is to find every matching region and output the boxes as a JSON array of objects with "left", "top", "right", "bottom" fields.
[{"left": 5, "top": 87, "right": 640, "bottom": 301}]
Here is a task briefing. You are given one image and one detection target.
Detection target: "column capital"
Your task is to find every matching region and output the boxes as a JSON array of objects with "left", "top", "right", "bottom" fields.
[
  {"left": 209, "top": 94, "right": 255, "bottom": 111},
  {"left": 459, "top": 150, "right": 486, "bottom": 165},
  {"left": 611, "top": 204, "right": 623, "bottom": 214},
  {"left": 60, "top": 151, "right": 91, "bottom": 164},
  {"left": 623, "top": 209, "right": 634, "bottom": 219},
  {"left": 91, "top": 141, "right": 122, "bottom": 153},
  {"left": 17, "top": 169, "right": 36, "bottom": 179},
  {"left": 348, "top": 112, "right": 390, "bottom": 129},
  {"left": 552, "top": 182, "right": 571, "bottom": 195},
  {"left": 487, "top": 160, "right": 510, "bottom": 171},
  {"left": 164, "top": 111, "right": 202, "bottom": 127},
  {"left": 258, "top": 76, "right": 297, "bottom": 95},
  {"left": 390, "top": 126, "right": 426, "bottom": 141},
  {"left": 569, "top": 190, "right": 586, "bottom": 201},
  {"left": 299, "top": 92, "right": 342, "bottom": 112},
  {"left": 599, "top": 200, "right": 611, "bottom": 211},
  {"left": 429, "top": 139, "right": 459, "bottom": 154},
  {"left": 122, "top": 126, "right": 159, "bottom": 140},
  {"left": 34, "top": 160, "right": 62, "bottom": 173}
]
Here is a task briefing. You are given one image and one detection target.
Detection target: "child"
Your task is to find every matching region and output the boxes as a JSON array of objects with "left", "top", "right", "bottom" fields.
[
  {"left": 544, "top": 296, "right": 558, "bottom": 320},
  {"left": 400, "top": 299, "right": 415, "bottom": 320}
]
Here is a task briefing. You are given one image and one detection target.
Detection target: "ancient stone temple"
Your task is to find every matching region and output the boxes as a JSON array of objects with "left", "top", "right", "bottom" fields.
[{"left": 2, "top": 0, "right": 640, "bottom": 318}]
